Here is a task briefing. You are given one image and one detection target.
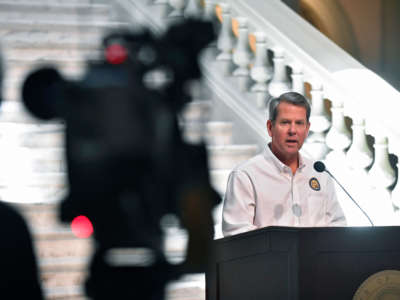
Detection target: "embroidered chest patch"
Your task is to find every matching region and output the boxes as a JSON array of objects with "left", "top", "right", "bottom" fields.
[{"left": 309, "top": 177, "right": 321, "bottom": 191}]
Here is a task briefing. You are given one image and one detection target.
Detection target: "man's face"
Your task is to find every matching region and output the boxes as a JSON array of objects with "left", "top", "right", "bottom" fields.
[{"left": 267, "top": 102, "right": 310, "bottom": 161}]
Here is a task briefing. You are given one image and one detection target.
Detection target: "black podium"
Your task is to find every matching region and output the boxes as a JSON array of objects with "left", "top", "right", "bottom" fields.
[{"left": 206, "top": 226, "right": 400, "bottom": 300}]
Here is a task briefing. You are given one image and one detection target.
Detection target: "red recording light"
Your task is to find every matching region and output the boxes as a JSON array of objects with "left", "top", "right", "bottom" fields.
[
  {"left": 105, "top": 44, "right": 128, "bottom": 65},
  {"left": 71, "top": 215, "right": 94, "bottom": 239}
]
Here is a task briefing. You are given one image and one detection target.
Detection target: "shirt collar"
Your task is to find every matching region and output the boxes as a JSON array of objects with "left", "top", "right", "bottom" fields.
[{"left": 263, "top": 143, "right": 306, "bottom": 173}]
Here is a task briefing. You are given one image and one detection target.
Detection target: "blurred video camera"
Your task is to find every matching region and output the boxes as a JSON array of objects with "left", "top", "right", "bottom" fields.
[{"left": 22, "top": 18, "right": 219, "bottom": 299}]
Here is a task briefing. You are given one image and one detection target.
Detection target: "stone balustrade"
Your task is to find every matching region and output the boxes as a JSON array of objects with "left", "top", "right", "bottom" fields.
[{"left": 120, "top": 0, "right": 400, "bottom": 226}]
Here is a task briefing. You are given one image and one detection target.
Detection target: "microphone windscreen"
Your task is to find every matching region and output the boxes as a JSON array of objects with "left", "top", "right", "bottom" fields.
[
  {"left": 22, "top": 67, "right": 64, "bottom": 120},
  {"left": 313, "top": 161, "right": 326, "bottom": 173}
]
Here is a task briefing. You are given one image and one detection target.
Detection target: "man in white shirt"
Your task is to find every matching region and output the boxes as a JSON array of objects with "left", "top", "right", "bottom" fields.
[{"left": 222, "top": 92, "right": 346, "bottom": 236}]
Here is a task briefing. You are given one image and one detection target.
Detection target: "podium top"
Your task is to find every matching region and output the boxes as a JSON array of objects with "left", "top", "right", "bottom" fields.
[{"left": 208, "top": 226, "right": 400, "bottom": 300}]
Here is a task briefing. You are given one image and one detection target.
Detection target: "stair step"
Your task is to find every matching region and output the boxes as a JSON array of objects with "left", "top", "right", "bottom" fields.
[
  {"left": 45, "top": 280, "right": 205, "bottom": 300},
  {"left": 41, "top": 256, "right": 88, "bottom": 273},
  {"left": 0, "top": 171, "right": 66, "bottom": 187},
  {"left": 43, "top": 272, "right": 205, "bottom": 300},
  {"left": 180, "top": 100, "right": 212, "bottom": 123},
  {"left": 182, "top": 121, "right": 233, "bottom": 145},
  {"left": 0, "top": 145, "right": 65, "bottom": 174},
  {"left": 12, "top": 202, "right": 61, "bottom": 228},
  {"left": 4, "top": 57, "right": 87, "bottom": 89},
  {"left": 2, "top": 143, "right": 259, "bottom": 175},
  {"left": 41, "top": 257, "right": 89, "bottom": 289},
  {"left": 4, "top": 48, "right": 101, "bottom": 63},
  {"left": 208, "top": 144, "right": 259, "bottom": 170},
  {"left": 0, "top": 121, "right": 64, "bottom": 146},
  {"left": 34, "top": 228, "right": 93, "bottom": 258},
  {"left": 22, "top": 126, "right": 65, "bottom": 148},
  {"left": 210, "top": 169, "right": 231, "bottom": 195},
  {"left": 0, "top": 2, "right": 112, "bottom": 23},
  {"left": 167, "top": 274, "right": 205, "bottom": 300},
  {"left": 1, "top": 32, "right": 101, "bottom": 50},
  {"left": 0, "top": 19, "right": 128, "bottom": 34},
  {"left": 0, "top": 100, "right": 46, "bottom": 123},
  {"left": 0, "top": 185, "right": 66, "bottom": 204},
  {"left": 18, "top": 143, "right": 260, "bottom": 172},
  {"left": 4, "top": 64, "right": 86, "bottom": 102},
  {"left": 0, "top": 0, "right": 94, "bottom": 4},
  {"left": 27, "top": 147, "right": 66, "bottom": 173},
  {"left": 46, "top": 285, "right": 87, "bottom": 300}
]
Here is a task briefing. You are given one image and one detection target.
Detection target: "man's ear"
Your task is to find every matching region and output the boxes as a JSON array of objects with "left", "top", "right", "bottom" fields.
[
  {"left": 305, "top": 121, "right": 311, "bottom": 137},
  {"left": 267, "top": 120, "right": 273, "bottom": 137}
]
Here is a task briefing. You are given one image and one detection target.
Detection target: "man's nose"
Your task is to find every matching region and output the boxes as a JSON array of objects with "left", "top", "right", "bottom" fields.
[{"left": 288, "top": 123, "right": 296, "bottom": 135}]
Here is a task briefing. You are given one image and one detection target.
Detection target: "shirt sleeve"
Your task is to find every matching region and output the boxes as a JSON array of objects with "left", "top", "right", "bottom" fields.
[
  {"left": 222, "top": 170, "right": 258, "bottom": 236},
  {"left": 325, "top": 176, "right": 347, "bottom": 226}
]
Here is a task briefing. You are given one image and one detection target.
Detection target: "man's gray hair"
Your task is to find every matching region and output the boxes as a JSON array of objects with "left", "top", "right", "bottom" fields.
[{"left": 268, "top": 92, "right": 311, "bottom": 123}]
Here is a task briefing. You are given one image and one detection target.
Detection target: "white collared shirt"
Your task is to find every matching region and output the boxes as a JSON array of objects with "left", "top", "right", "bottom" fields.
[{"left": 222, "top": 145, "right": 347, "bottom": 236}]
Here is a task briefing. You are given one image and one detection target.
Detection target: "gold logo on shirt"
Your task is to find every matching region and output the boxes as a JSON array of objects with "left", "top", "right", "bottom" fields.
[{"left": 309, "top": 177, "right": 320, "bottom": 191}]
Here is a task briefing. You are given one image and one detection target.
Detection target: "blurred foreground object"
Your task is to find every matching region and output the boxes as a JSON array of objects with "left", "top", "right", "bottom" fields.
[
  {"left": 0, "top": 45, "right": 43, "bottom": 299},
  {"left": 22, "top": 18, "right": 219, "bottom": 299}
]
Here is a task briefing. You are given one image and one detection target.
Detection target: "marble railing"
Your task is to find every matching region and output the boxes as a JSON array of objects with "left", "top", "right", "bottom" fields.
[{"left": 122, "top": 0, "right": 400, "bottom": 226}]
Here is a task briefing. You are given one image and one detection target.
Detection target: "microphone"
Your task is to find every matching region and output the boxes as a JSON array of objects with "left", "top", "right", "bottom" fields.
[{"left": 313, "top": 161, "right": 374, "bottom": 226}]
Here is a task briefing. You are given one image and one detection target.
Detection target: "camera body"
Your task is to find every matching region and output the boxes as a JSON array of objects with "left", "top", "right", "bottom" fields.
[{"left": 22, "top": 19, "right": 219, "bottom": 299}]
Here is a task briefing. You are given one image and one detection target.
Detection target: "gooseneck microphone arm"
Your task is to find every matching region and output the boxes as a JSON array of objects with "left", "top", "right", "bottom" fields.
[{"left": 313, "top": 161, "right": 374, "bottom": 227}]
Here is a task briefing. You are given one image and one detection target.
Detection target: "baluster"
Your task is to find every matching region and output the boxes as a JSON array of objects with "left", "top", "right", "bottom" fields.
[
  {"left": 390, "top": 153, "right": 400, "bottom": 215},
  {"left": 367, "top": 135, "right": 396, "bottom": 225},
  {"left": 304, "top": 83, "right": 330, "bottom": 160},
  {"left": 250, "top": 31, "right": 272, "bottom": 108},
  {"left": 152, "top": 0, "right": 170, "bottom": 19},
  {"left": 268, "top": 48, "right": 290, "bottom": 97},
  {"left": 346, "top": 117, "right": 373, "bottom": 172},
  {"left": 203, "top": 0, "right": 217, "bottom": 49},
  {"left": 216, "top": 3, "right": 234, "bottom": 75},
  {"left": 184, "top": 0, "right": 202, "bottom": 18},
  {"left": 168, "top": 0, "right": 188, "bottom": 19},
  {"left": 291, "top": 64, "right": 304, "bottom": 95},
  {"left": 232, "top": 17, "right": 252, "bottom": 92},
  {"left": 342, "top": 117, "right": 374, "bottom": 222},
  {"left": 203, "top": 0, "right": 216, "bottom": 20},
  {"left": 324, "top": 100, "right": 351, "bottom": 165},
  {"left": 368, "top": 136, "right": 396, "bottom": 190}
]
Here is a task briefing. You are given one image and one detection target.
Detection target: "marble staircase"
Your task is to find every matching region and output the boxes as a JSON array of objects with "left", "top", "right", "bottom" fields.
[{"left": 0, "top": 0, "right": 259, "bottom": 299}]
